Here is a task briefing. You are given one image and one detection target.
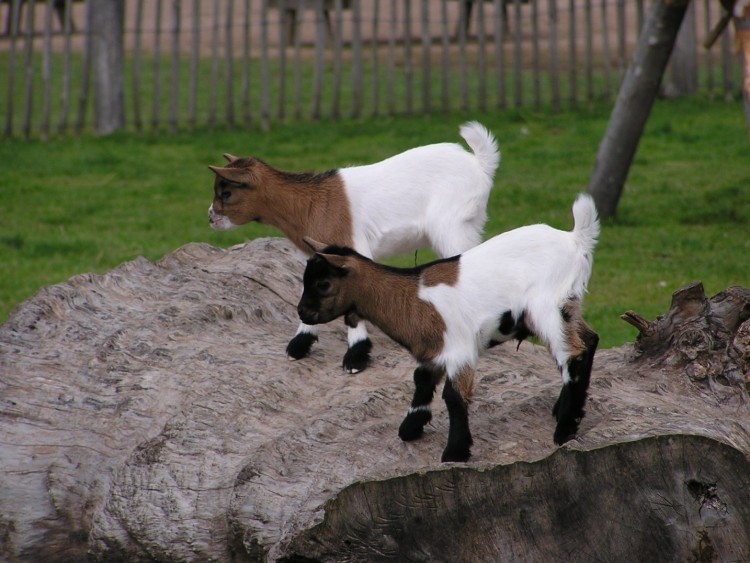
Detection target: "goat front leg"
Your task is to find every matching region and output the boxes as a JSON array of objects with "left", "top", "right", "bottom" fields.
[
  {"left": 553, "top": 325, "right": 599, "bottom": 445},
  {"left": 343, "top": 312, "right": 372, "bottom": 373},
  {"left": 441, "top": 366, "right": 475, "bottom": 462},
  {"left": 286, "top": 323, "right": 319, "bottom": 360},
  {"left": 398, "top": 364, "right": 444, "bottom": 441}
]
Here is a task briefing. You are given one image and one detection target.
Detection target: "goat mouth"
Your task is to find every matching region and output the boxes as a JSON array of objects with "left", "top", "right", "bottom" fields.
[
  {"left": 208, "top": 214, "right": 236, "bottom": 231},
  {"left": 298, "top": 310, "right": 320, "bottom": 324}
]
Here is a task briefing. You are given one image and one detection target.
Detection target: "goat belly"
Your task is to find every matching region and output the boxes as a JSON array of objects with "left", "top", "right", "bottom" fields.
[{"left": 361, "top": 226, "right": 430, "bottom": 260}]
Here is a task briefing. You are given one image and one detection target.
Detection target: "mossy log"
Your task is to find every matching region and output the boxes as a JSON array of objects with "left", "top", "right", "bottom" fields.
[{"left": 1, "top": 239, "right": 748, "bottom": 562}]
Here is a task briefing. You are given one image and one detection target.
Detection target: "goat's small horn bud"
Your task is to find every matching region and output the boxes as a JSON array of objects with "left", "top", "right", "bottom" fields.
[
  {"left": 223, "top": 153, "right": 239, "bottom": 163},
  {"left": 303, "top": 237, "right": 327, "bottom": 253}
]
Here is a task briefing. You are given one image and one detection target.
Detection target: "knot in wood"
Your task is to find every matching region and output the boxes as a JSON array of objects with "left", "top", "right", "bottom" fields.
[
  {"left": 675, "top": 328, "right": 712, "bottom": 362},
  {"left": 734, "top": 320, "right": 750, "bottom": 366}
]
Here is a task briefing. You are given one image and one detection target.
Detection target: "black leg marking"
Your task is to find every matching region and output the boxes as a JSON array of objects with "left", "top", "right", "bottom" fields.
[
  {"left": 398, "top": 366, "right": 438, "bottom": 441},
  {"left": 342, "top": 338, "right": 372, "bottom": 373},
  {"left": 286, "top": 332, "right": 318, "bottom": 360},
  {"left": 499, "top": 310, "right": 515, "bottom": 335},
  {"left": 441, "top": 378, "right": 473, "bottom": 462},
  {"left": 553, "top": 328, "right": 599, "bottom": 445},
  {"left": 497, "top": 310, "right": 533, "bottom": 349}
]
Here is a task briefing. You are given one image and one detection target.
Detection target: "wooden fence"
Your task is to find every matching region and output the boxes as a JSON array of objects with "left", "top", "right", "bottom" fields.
[{"left": 0, "top": 0, "right": 742, "bottom": 139}]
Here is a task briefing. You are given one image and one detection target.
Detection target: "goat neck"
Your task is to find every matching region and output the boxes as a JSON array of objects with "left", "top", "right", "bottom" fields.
[{"left": 345, "top": 258, "right": 449, "bottom": 363}]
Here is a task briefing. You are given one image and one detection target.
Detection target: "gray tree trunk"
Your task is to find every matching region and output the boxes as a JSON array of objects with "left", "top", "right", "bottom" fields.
[
  {"left": 1, "top": 239, "right": 749, "bottom": 561},
  {"left": 588, "top": 0, "right": 691, "bottom": 219},
  {"left": 89, "top": 0, "right": 125, "bottom": 135}
]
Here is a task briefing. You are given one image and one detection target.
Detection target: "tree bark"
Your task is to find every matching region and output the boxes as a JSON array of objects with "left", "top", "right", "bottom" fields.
[
  {"left": 1, "top": 239, "right": 748, "bottom": 562},
  {"left": 587, "top": 0, "right": 691, "bottom": 219}
]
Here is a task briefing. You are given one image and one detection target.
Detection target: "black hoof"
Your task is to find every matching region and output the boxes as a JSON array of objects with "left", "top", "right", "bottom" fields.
[
  {"left": 398, "top": 410, "right": 432, "bottom": 441},
  {"left": 343, "top": 338, "right": 372, "bottom": 373},
  {"left": 553, "top": 421, "right": 579, "bottom": 446},
  {"left": 441, "top": 446, "right": 471, "bottom": 463},
  {"left": 286, "top": 332, "right": 318, "bottom": 360}
]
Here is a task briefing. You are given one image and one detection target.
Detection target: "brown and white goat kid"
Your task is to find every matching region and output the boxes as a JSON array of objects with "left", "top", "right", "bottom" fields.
[
  {"left": 297, "top": 194, "right": 600, "bottom": 462},
  {"left": 208, "top": 122, "right": 500, "bottom": 373}
]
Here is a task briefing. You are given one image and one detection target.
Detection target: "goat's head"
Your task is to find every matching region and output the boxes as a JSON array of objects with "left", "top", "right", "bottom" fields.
[
  {"left": 297, "top": 238, "right": 360, "bottom": 325},
  {"left": 207, "top": 154, "right": 268, "bottom": 231}
]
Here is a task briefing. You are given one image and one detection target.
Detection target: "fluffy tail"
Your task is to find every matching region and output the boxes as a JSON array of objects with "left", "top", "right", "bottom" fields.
[
  {"left": 572, "top": 193, "right": 600, "bottom": 258},
  {"left": 460, "top": 121, "right": 500, "bottom": 180}
]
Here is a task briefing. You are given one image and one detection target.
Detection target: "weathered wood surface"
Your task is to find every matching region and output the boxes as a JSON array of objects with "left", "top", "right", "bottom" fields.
[{"left": 1, "top": 238, "right": 749, "bottom": 562}]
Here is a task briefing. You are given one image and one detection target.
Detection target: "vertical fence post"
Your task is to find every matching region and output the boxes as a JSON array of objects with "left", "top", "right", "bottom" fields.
[
  {"left": 493, "top": 0, "right": 506, "bottom": 110},
  {"left": 548, "top": 0, "right": 560, "bottom": 111},
  {"left": 88, "top": 0, "right": 125, "bottom": 134},
  {"left": 310, "top": 0, "right": 325, "bottom": 121},
  {"left": 58, "top": 0, "right": 73, "bottom": 134},
  {"left": 403, "top": 0, "right": 413, "bottom": 115},
  {"left": 439, "top": 0, "right": 450, "bottom": 112},
  {"left": 568, "top": 0, "right": 578, "bottom": 110},
  {"left": 188, "top": 0, "right": 200, "bottom": 130},
  {"left": 476, "top": 0, "right": 487, "bottom": 112},
  {"left": 420, "top": 0, "right": 431, "bottom": 113},
  {"left": 4, "top": 0, "right": 22, "bottom": 138},
  {"left": 241, "top": 0, "right": 252, "bottom": 127},
  {"left": 169, "top": 0, "right": 181, "bottom": 134},
  {"left": 132, "top": 0, "right": 144, "bottom": 131},
  {"left": 22, "top": 0, "right": 36, "bottom": 140},
  {"left": 41, "top": 0, "right": 53, "bottom": 141},
  {"left": 371, "top": 0, "right": 381, "bottom": 116},
  {"left": 225, "top": 0, "right": 235, "bottom": 127}
]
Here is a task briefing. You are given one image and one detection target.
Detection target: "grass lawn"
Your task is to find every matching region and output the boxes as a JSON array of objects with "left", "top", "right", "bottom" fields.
[{"left": 1, "top": 96, "right": 748, "bottom": 349}]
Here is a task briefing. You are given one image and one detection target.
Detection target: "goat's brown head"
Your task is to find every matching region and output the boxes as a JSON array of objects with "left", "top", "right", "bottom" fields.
[
  {"left": 297, "top": 238, "right": 360, "bottom": 325},
  {"left": 208, "top": 153, "right": 267, "bottom": 231}
]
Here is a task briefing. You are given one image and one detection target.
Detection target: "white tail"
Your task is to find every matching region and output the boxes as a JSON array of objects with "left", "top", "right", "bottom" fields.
[
  {"left": 572, "top": 193, "right": 600, "bottom": 258},
  {"left": 459, "top": 121, "right": 501, "bottom": 180}
]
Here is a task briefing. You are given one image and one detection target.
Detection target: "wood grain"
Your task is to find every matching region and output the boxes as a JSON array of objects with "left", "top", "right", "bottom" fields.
[{"left": 1, "top": 238, "right": 748, "bottom": 561}]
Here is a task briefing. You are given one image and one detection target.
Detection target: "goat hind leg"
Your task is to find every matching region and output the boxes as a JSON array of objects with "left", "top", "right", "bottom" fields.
[
  {"left": 553, "top": 326, "right": 599, "bottom": 445},
  {"left": 441, "top": 367, "right": 475, "bottom": 462}
]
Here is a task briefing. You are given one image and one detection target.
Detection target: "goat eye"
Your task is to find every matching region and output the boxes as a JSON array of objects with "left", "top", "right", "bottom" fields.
[
  {"left": 221, "top": 190, "right": 231, "bottom": 201},
  {"left": 316, "top": 280, "right": 332, "bottom": 294}
]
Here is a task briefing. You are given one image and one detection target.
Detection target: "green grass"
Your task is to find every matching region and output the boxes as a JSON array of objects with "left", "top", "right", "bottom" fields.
[{"left": 1, "top": 96, "right": 748, "bottom": 349}]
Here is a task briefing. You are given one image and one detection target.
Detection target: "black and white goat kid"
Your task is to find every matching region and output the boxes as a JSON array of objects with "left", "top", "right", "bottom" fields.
[{"left": 297, "top": 194, "right": 600, "bottom": 462}]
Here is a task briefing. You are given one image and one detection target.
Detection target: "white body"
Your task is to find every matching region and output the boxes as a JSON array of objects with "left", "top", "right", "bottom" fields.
[
  {"left": 419, "top": 194, "right": 599, "bottom": 380},
  {"left": 341, "top": 121, "right": 499, "bottom": 259},
  {"left": 295, "top": 122, "right": 499, "bottom": 371}
]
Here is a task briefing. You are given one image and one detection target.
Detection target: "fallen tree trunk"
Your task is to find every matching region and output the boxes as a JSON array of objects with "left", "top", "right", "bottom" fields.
[{"left": 1, "top": 238, "right": 748, "bottom": 562}]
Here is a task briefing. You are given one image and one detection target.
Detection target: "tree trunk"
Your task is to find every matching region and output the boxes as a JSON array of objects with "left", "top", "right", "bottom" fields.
[
  {"left": 1, "top": 239, "right": 748, "bottom": 562},
  {"left": 89, "top": 0, "right": 125, "bottom": 135},
  {"left": 587, "top": 0, "right": 691, "bottom": 219}
]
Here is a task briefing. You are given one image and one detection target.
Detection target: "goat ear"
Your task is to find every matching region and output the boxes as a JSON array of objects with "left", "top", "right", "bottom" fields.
[
  {"left": 318, "top": 253, "right": 353, "bottom": 273},
  {"left": 209, "top": 165, "right": 249, "bottom": 185},
  {"left": 303, "top": 237, "right": 328, "bottom": 253},
  {"left": 222, "top": 153, "right": 240, "bottom": 163}
]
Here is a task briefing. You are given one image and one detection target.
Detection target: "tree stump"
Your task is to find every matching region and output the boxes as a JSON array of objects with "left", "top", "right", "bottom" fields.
[
  {"left": 1, "top": 239, "right": 748, "bottom": 562},
  {"left": 622, "top": 281, "right": 750, "bottom": 405}
]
